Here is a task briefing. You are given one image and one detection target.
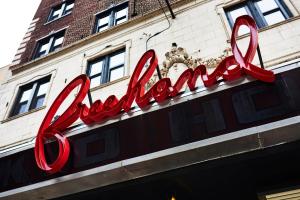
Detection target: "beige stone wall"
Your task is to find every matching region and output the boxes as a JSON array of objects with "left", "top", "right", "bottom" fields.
[
  {"left": 0, "top": 65, "right": 11, "bottom": 85},
  {"left": 0, "top": 0, "right": 299, "bottom": 148}
]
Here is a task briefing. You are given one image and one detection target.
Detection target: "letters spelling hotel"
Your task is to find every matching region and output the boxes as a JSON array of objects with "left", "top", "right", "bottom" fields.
[{"left": 0, "top": 0, "right": 300, "bottom": 199}]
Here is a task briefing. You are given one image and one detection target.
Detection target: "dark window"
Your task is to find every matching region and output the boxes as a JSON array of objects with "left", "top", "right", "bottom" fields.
[
  {"left": 34, "top": 30, "right": 65, "bottom": 59},
  {"left": 226, "top": 0, "right": 292, "bottom": 34},
  {"left": 10, "top": 76, "right": 51, "bottom": 117},
  {"left": 94, "top": 3, "right": 128, "bottom": 33},
  {"left": 87, "top": 49, "right": 126, "bottom": 88},
  {"left": 48, "top": 0, "right": 74, "bottom": 22}
]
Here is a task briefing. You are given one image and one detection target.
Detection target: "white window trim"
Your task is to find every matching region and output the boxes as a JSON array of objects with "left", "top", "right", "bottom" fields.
[
  {"left": 216, "top": 0, "right": 298, "bottom": 40},
  {"left": 82, "top": 40, "right": 132, "bottom": 89},
  {"left": 2, "top": 70, "right": 57, "bottom": 122},
  {"left": 46, "top": 1, "right": 74, "bottom": 23}
]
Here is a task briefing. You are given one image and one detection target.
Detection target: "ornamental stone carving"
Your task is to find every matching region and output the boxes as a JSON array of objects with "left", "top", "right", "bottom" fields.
[{"left": 146, "top": 45, "right": 232, "bottom": 88}]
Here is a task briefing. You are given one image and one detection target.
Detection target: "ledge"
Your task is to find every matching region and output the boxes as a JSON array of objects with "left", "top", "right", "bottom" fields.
[
  {"left": 43, "top": 13, "right": 72, "bottom": 26},
  {"left": 1, "top": 106, "right": 46, "bottom": 124}
]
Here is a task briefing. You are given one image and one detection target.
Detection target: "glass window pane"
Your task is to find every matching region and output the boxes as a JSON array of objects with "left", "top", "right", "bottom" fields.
[
  {"left": 257, "top": 0, "right": 279, "bottom": 13},
  {"left": 20, "top": 88, "right": 32, "bottom": 103},
  {"left": 30, "top": 95, "right": 46, "bottom": 110},
  {"left": 98, "top": 25, "right": 109, "bottom": 32},
  {"left": 110, "top": 67, "right": 124, "bottom": 81},
  {"left": 229, "top": 7, "right": 250, "bottom": 35},
  {"left": 116, "top": 17, "right": 127, "bottom": 25},
  {"left": 98, "top": 16, "right": 110, "bottom": 26},
  {"left": 264, "top": 11, "right": 285, "bottom": 25},
  {"left": 36, "top": 51, "right": 46, "bottom": 58},
  {"left": 52, "top": 8, "right": 62, "bottom": 18},
  {"left": 89, "top": 60, "right": 103, "bottom": 76},
  {"left": 37, "top": 82, "right": 49, "bottom": 96},
  {"left": 40, "top": 42, "right": 49, "bottom": 53},
  {"left": 115, "top": 8, "right": 127, "bottom": 19},
  {"left": 237, "top": 25, "right": 250, "bottom": 35},
  {"left": 11, "top": 77, "right": 51, "bottom": 116},
  {"left": 109, "top": 52, "right": 125, "bottom": 68},
  {"left": 90, "top": 76, "right": 101, "bottom": 88},
  {"left": 229, "top": 7, "right": 249, "bottom": 23},
  {"left": 53, "top": 36, "right": 64, "bottom": 47},
  {"left": 18, "top": 103, "right": 28, "bottom": 115},
  {"left": 35, "top": 96, "right": 45, "bottom": 109},
  {"left": 65, "top": 3, "right": 74, "bottom": 12}
]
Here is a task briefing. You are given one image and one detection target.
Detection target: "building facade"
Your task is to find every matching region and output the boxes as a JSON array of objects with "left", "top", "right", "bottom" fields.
[{"left": 0, "top": 0, "right": 300, "bottom": 199}]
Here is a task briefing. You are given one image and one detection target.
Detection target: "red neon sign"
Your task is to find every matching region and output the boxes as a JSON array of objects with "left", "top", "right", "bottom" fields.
[{"left": 35, "top": 16, "right": 275, "bottom": 173}]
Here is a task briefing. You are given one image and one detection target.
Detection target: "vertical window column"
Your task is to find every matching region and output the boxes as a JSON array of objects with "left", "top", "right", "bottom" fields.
[
  {"left": 255, "top": 0, "right": 289, "bottom": 25},
  {"left": 225, "top": 0, "right": 292, "bottom": 33},
  {"left": 34, "top": 30, "right": 65, "bottom": 59},
  {"left": 87, "top": 49, "right": 126, "bottom": 88},
  {"left": 94, "top": 3, "right": 128, "bottom": 33},
  {"left": 10, "top": 76, "right": 51, "bottom": 117},
  {"left": 47, "top": 0, "right": 75, "bottom": 22}
]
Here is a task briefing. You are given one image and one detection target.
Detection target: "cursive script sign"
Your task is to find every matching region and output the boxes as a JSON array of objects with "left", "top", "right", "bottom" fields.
[{"left": 35, "top": 15, "right": 275, "bottom": 173}]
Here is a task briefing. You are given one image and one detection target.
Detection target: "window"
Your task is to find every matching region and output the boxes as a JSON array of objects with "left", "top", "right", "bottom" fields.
[
  {"left": 87, "top": 49, "right": 126, "bottom": 88},
  {"left": 48, "top": 0, "right": 74, "bottom": 22},
  {"left": 10, "top": 76, "right": 51, "bottom": 117},
  {"left": 34, "top": 30, "right": 65, "bottom": 59},
  {"left": 94, "top": 3, "right": 128, "bottom": 33},
  {"left": 226, "top": 0, "right": 292, "bottom": 34}
]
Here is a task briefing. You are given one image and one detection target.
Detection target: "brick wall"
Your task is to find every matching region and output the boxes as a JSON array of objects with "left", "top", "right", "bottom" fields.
[{"left": 17, "top": 0, "right": 178, "bottom": 66}]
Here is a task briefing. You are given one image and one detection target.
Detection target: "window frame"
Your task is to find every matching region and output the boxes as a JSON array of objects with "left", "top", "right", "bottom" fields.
[
  {"left": 225, "top": 0, "right": 292, "bottom": 29},
  {"left": 94, "top": 2, "right": 128, "bottom": 33},
  {"left": 33, "top": 30, "right": 65, "bottom": 59},
  {"left": 10, "top": 76, "right": 51, "bottom": 117},
  {"left": 87, "top": 48, "right": 126, "bottom": 87},
  {"left": 47, "top": 0, "right": 75, "bottom": 22}
]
